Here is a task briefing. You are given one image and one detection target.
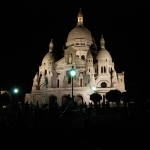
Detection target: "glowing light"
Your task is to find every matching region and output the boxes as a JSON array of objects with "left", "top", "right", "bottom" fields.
[
  {"left": 3, "top": 106, "right": 7, "bottom": 109},
  {"left": 78, "top": 17, "right": 83, "bottom": 22},
  {"left": 13, "top": 88, "right": 19, "bottom": 93},
  {"left": 70, "top": 66, "right": 76, "bottom": 77},
  {"left": 92, "top": 86, "right": 96, "bottom": 91}
]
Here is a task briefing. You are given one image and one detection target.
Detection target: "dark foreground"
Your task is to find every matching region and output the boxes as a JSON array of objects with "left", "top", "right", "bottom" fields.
[{"left": 1, "top": 106, "right": 150, "bottom": 150}]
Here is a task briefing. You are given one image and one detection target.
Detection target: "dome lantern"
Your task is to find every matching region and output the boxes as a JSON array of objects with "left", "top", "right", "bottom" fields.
[{"left": 77, "top": 8, "right": 83, "bottom": 26}]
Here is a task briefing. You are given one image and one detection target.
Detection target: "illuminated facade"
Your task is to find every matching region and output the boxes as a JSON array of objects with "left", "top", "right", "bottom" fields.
[{"left": 25, "top": 9, "right": 125, "bottom": 106}]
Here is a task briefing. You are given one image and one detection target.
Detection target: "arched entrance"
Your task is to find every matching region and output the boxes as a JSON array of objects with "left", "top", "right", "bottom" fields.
[
  {"left": 62, "top": 94, "right": 72, "bottom": 106},
  {"left": 62, "top": 95, "right": 68, "bottom": 106},
  {"left": 49, "top": 95, "right": 57, "bottom": 107},
  {"left": 75, "top": 95, "right": 83, "bottom": 105}
]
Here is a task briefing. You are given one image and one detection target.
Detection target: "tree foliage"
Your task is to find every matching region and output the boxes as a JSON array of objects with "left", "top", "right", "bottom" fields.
[
  {"left": 90, "top": 92, "right": 102, "bottom": 105},
  {"left": 106, "top": 90, "right": 122, "bottom": 103},
  {"left": 0, "top": 92, "right": 11, "bottom": 103}
]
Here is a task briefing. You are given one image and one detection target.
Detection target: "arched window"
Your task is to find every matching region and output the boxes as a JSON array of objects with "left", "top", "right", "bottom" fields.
[
  {"left": 104, "top": 67, "right": 106, "bottom": 73},
  {"left": 45, "top": 70, "right": 47, "bottom": 75},
  {"left": 89, "top": 69, "right": 90, "bottom": 72},
  {"left": 101, "top": 67, "right": 103, "bottom": 73},
  {"left": 80, "top": 78, "right": 82, "bottom": 87},
  {"left": 57, "top": 79, "right": 59, "bottom": 87},
  {"left": 49, "top": 96, "right": 57, "bottom": 107},
  {"left": 101, "top": 82, "right": 107, "bottom": 88},
  {"left": 81, "top": 55, "right": 85, "bottom": 60},
  {"left": 40, "top": 71, "right": 42, "bottom": 77},
  {"left": 67, "top": 71, "right": 71, "bottom": 84}
]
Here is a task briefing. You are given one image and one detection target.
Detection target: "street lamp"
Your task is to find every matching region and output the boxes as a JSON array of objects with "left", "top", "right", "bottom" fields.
[
  {"left": 70, "top": 66, "right": 76, "bottom": 98},
  {"left": 13, "top": 88, "right": 19, "bottom": 102}
]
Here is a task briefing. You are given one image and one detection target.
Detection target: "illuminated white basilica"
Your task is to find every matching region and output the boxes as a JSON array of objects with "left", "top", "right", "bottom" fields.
[{"left": 25, "top": 9, "right": 125, "bottom": 106}]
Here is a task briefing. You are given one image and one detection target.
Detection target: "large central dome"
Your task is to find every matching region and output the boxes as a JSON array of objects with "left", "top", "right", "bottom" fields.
[
  {"left": 66, "top": 26, "right": 93, "bottom": 46},
  {"left": 66, "top": 9, "right": 93, "bottom": 47}
]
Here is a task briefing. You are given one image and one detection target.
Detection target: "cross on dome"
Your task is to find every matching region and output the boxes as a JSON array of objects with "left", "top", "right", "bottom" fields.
[{"left": 49, "top": 39, "right": 54, "bottom": 52}]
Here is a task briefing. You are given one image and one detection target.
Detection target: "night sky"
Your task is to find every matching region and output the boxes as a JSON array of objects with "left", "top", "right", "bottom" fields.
[{"left": 1, "top": 1, "right": 149, "bottom": 98}]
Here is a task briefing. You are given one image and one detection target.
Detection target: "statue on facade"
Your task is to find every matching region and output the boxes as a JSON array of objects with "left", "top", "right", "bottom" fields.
[
  {"left": 68, "top": 53, "right": 72, "bottom": 64},
  {"left": 86, "top": 74, "right": 90, "bottom": 84},
  {"left": 44, "top": 76, "right": 48, "bottom": 86}
]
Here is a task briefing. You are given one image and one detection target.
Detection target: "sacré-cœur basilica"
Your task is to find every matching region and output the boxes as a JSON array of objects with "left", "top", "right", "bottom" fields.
[{"left": 25, "top": 9, "right": 125, "bottom": 107}]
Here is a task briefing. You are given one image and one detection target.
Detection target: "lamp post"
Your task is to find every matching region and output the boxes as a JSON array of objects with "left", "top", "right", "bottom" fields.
[
  {"left": 13, "top": 88, "right": 19, "bottom": 103},
  {"left": 70, "top": 66, "right": 76, "bottom": 98}
]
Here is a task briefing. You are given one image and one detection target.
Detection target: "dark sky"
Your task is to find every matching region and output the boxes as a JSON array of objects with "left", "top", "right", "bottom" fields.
[{"left": 1, "top": 1, "right": 149, "bottom": 97}]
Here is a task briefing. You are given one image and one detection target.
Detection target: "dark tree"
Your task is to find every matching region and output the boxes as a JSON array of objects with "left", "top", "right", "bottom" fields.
[
  {"left": 106, "top": 90, "right": 122, "bottom": 107},
  {"left": 0, "top": 92, "right": 11, "bottom": 103},
  {"left": 90, "top": 92, "right": 102, "bottom": 106}
]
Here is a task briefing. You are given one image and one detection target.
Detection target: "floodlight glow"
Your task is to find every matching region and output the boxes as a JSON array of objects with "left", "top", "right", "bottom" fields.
[{"left": 92, "top": 86, "right": 96, "bottom": 91}]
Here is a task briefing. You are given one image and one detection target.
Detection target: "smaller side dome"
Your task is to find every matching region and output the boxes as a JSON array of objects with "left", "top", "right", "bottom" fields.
[
  {"left": 42, "top": 39, "right": 55, "bottom": 64},
  {"left": 42, "top": 52, "right": 55, "bottom": 64},
  {"left": 96, "top": 35, "right": 112, "bottom": 62},
  {"left": 96, "top": 49, "right": 112, "bottom": 62}
]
